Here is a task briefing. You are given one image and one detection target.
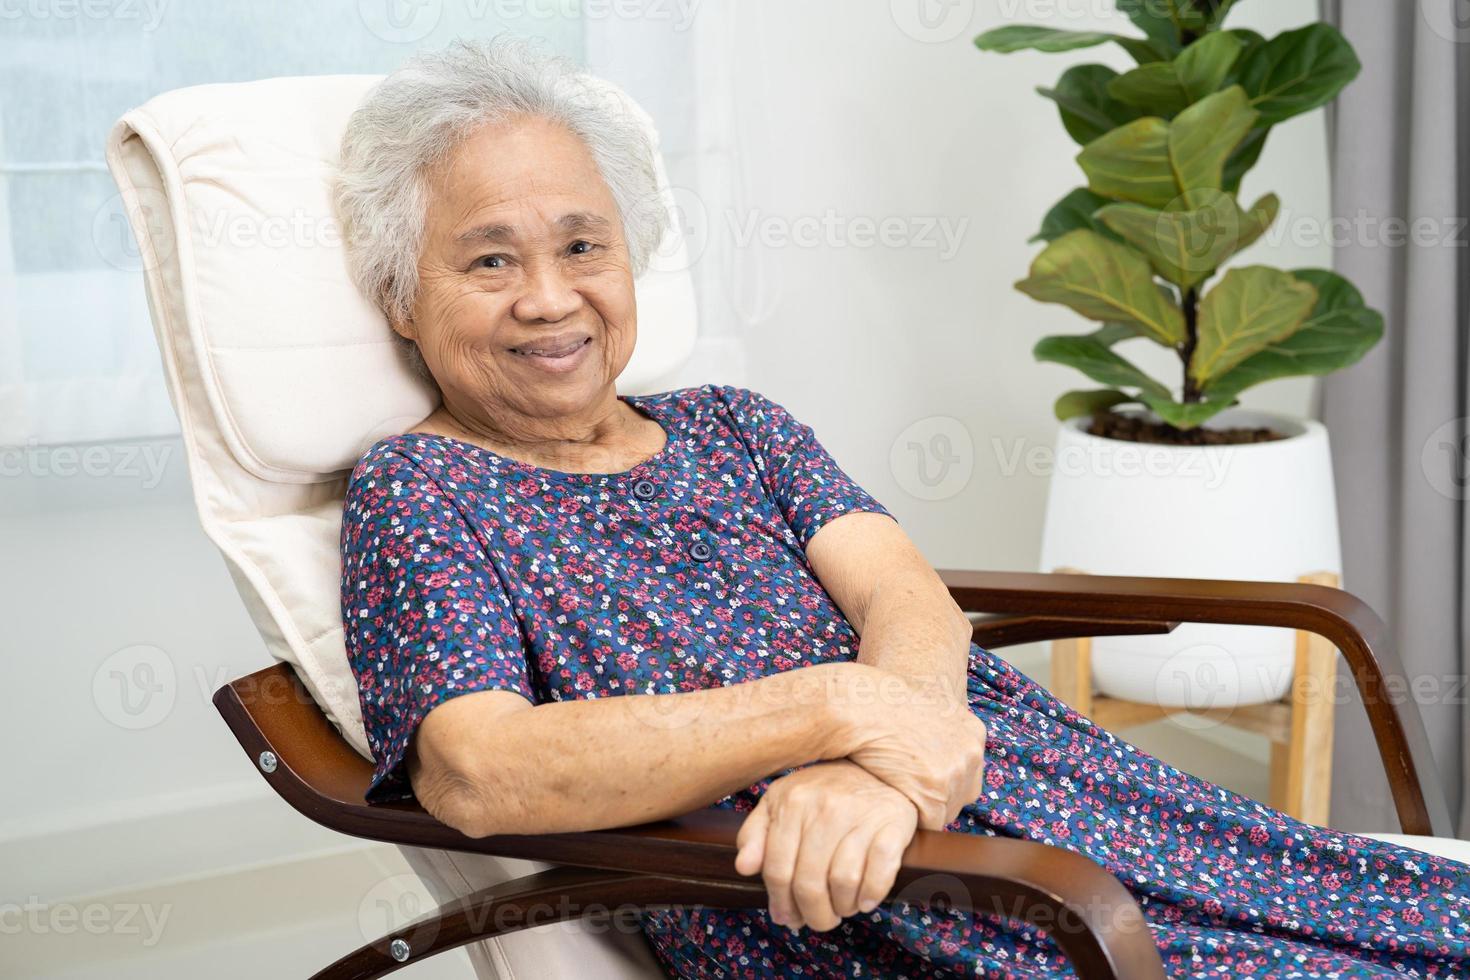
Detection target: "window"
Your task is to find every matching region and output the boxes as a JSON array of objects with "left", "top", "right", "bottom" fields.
[{"left": 0, "top": 1, "right": 583, "bottom": 445}]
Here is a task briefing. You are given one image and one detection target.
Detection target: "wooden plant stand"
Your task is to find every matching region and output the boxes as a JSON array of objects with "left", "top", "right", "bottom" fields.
[{"left": 1048, "top": 570, "right": 1340, "bottom": 826}]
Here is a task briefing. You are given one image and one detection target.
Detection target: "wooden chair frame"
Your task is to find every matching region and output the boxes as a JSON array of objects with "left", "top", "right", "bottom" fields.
[
  {"left": 214, "top": 570, "right": 1449, "bottom": 980},
  {"left": 1048, "top": 569, "right": 1342, "bottom": 825}
]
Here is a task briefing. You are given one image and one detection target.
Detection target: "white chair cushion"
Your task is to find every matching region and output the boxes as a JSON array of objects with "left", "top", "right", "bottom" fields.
[
  {"left": 105, "top": 69, "right": 695, "bottom": 980},
  {"left": 105, "top": 71, "right": 696, "bottom": 759}
]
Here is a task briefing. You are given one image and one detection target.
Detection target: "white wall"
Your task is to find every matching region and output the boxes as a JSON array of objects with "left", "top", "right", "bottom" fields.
[
  {"left": 2, "top": 0, "right": 1337, "bottom": 909},
  {"left": 710, "top": 0, "right": 1334, "bottom": 573}
]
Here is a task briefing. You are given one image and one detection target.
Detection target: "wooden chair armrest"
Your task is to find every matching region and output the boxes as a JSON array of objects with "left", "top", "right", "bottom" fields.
[
  {"left": 969, "top": 612, "right": 1178, "bottom": 648},
  {"left": 214, "top": 665, "right": 1163, "bottom": 978},
  {"left": 941, "top": 569, "right": 1451, "bottom": 837}
]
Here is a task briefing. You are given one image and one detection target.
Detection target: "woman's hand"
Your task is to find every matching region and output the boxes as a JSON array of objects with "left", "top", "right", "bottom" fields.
[
  {"left": 836, "top": 668, "right": 987, "bottom": 831},
  {"left": 735, "top": 759, "right": 918, "bottom": 933}
]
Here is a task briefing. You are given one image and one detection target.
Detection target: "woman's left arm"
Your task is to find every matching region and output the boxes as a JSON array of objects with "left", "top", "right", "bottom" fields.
[
  {"left": 806, "top": 511, "right": 973, "bottom": 696},
  {"left": 734, "top": 512, "right": 976, "bottom": 931}
]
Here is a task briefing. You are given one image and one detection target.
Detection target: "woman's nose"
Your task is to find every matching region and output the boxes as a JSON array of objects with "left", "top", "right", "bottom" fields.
[{"left": 513, "top": 263, "right": 582, "bottom": 323}]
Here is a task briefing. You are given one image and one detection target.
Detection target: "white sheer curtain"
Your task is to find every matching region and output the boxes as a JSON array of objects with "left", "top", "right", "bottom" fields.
[
  {"left": 0, "top": 1, "right": 583, "bottom": 446},
  {"left": 584, "top": 3, "right": 756, "bottom": 387}
]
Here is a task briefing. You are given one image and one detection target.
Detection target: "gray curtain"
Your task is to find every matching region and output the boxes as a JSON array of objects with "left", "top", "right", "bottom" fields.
[{"left": 1318, "top": 0, "right": 1469, "bottom": 837}]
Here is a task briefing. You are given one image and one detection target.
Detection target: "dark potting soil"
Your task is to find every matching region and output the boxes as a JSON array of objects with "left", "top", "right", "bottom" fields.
[{"left": 1086, "top": 412, "right": 1287, "bottom": 446}]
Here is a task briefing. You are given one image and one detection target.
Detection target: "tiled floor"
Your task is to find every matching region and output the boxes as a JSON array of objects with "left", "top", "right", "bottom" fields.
[{"left": 12, "top": 845, "right": 477, "bottom": 979}]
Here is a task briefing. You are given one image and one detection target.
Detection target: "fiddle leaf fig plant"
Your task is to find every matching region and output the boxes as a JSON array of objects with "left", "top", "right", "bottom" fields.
[{"left": 976, "top": 3, "right": 1383, "bottom": 431}]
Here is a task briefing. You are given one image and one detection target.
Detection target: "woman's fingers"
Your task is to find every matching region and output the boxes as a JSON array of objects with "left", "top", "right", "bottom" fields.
[
  {"left": 790, "top": 815, "right": 843, "bottom": 931},
  {"left": 744, "top": 761, "right": 922, "bottom": 934},
  {"left": 857, "top": 820, "right": 911, "bottom": 914},
  {"left": 827, "top": 826, "right": 872, "bottom": 919},
  {"left": 734, "top": 802, "right": 770, "bottom": 877},
  {"left": 759, "top": 800, "right": 806, "bottom": 930}
]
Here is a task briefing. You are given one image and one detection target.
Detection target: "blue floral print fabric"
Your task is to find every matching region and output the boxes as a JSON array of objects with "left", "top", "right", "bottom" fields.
[{"left": 341, "top": 384, "right": 1469, "bottom": 978}]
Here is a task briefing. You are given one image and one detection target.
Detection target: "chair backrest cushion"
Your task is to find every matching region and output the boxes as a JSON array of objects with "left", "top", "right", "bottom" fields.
[{"left": 105, "top": 73, "right": 697, "bottom": 761}]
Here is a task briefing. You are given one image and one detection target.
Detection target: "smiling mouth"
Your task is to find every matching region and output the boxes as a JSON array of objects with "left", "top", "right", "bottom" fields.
[{"left": 508, "top": 336, "right": 592, "bottom": 359}]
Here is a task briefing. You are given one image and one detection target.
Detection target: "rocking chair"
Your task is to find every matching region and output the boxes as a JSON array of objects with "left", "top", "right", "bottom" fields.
[{"left": 105, "top": 71, "right": 1464, "bottom": 980}]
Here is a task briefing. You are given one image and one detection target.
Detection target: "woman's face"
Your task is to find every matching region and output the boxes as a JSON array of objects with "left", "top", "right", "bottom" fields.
[{"left": 398, "top": 115, "right": 638, "bottom": 428}]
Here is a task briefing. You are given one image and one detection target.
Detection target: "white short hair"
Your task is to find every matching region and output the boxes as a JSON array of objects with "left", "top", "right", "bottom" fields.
[{"left": 334, "top": 35, "right": 667, "bottom": 332}]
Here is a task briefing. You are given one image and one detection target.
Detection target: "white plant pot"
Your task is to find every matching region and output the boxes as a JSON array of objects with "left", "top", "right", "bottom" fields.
[{"left": 1038, "top": 409, "right": 1342, "bottom": 708}]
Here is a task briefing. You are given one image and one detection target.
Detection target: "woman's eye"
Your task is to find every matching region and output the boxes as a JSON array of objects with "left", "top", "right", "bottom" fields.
[
  {"left": 477, "top": 254, "right": 506, "bottom": 269},
  {"left": 569, "top": 240, "right": 597, "bottom": 256}
]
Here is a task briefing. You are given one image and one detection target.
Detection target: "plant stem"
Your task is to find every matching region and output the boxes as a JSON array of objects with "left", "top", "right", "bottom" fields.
[
  {"left": 1180, "top": 286, "right": 1201, "bottom": 403},
  {"left": 1179, "top": 0, "right": 1218, "bottom": 44}
]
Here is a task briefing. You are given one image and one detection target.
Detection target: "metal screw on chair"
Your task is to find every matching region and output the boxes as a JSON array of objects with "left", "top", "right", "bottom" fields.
[
  {"left": 390, "top": 938, "right": 411, "bottom": 962},
  {"left": 257, "top": 750, "right": 278, "bottom": 774}
]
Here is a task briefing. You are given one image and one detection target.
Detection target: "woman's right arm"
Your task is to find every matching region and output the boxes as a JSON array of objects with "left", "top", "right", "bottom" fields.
[{"left": 411, "top": 659, "right": 983, "bottom": 839}]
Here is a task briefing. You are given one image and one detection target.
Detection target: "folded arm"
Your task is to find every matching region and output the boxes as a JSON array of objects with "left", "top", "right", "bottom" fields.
[
  {"left": 412, "top": 660, "right": 869, "bottom": 838},
  {"left": 806, "top": 510, "right": 974, "bottom": 694}
]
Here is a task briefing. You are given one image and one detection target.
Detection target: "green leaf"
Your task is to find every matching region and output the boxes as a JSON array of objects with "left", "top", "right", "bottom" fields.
[
  {"left": 1118, "top": 0, "right": 1236, "bottom": 40},
  {"left": 975, "top": 25, "right": 1170, "bottom": 65},
  {"left": 1236, "top": 192, "right": 1279, "bottom": 252},
  {"left": 1095, "top": 189, "right": 1243, "bottom": 288},
  {"left": 1094, "top": 189, "right": 1278, "bottom": 287},
  {"left": 1016, "top": 229, "right": 1187, "bottom": 345},
  {"left": 1235, "top": 23, "right": 1361, "bottom": 125},
  {"left": 975, "top": 25, "right": 1126, "bottom": 53},
  {"left": 1222, "top": 126, "right": 1269, "bottom": 192},
  {"left": 1090, "top": 322, "right": 1145, "bottom": 345},
  {"left": 1109, "top": 62, "right": 1192, "bottom": 117},
  {"left": 1108, "top": 31, "right": 1246, "bottom": 118},
  {"left": 1189, "top": 265, "right": 1319, "bottom": 387},
  {"left": 1204, "top": 268, "right": 1384, "bottom": 398},
  {"left": 1174, "top": 30, "right": 1246, "bottom": 103},
  {"left": 1054, "top": 389, "right": 1137, "bottom": 420},
  {"left": 1138, "top": 391, "right": 1238, "bottom": 428},
  {"left": 1116, "top": 0, "right": 1181, "bottom": 50},
  {"left": 1222, "top": 28, "right": 1266, "bottom": 68},
  {"left": 1116, "top": 36, "right": 1177, "bottom": 65},
  {"left": 1078, "top": 116, "right": 1178, "bottom": 208},
  {"left": 1168, "top": 86, "right": 1259, "bottom": 194},
  {"left": 1035, "top": 333, "right": 1173, "bottom": 397},
  {"left": 1031, "top": 187, "right": 1119, "bottom": 243},
  {"left": 1039, "top": 65, "right": 1145, "bottom": 146},
  {"left": 1209, "top": 1, "right": 1244, "bottom": 31}
]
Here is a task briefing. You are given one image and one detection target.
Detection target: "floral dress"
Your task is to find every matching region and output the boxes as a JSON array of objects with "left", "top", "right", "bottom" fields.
[{"left": 340, "top": 384, "right": 1470, "bottom": 978}]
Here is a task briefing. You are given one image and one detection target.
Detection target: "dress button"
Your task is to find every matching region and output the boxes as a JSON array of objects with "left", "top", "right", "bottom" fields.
[
  {"left": 688, "top": 540, "right": 713, "bottom": 562},
  {"left": 633, "top": 478, "right": 657, "bottom": 501}
]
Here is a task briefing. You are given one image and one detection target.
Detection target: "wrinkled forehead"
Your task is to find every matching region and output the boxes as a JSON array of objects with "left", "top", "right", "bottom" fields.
[{"left": 426, "top": 115, "right": 619, "bottom": 240}]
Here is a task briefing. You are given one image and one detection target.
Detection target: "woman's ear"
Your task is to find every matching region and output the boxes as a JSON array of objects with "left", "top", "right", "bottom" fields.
[{"left": 388, "top": 309, "right": 418, "bottom": 342}]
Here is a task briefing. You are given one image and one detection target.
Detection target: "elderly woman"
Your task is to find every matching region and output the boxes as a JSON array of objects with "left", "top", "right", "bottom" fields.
[{"left": 334, "top": 37, "right": 1467, "bottom": 979}]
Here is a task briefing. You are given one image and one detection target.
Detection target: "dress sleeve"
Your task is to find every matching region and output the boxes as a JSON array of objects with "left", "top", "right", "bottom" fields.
[
  {"left": 340, "top": 448, "right": 536, "bottom": 804},
  {"left": 715, "top": 385, "right": 895, "bottom": 549}
]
